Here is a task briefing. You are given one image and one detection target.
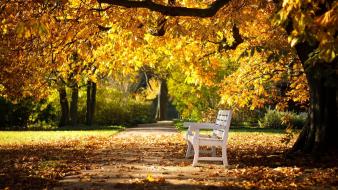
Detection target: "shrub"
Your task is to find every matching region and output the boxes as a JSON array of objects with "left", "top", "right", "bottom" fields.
[
  {"left": 231, "top": 109, "right": 264, "bottom": 127},
  {"left": 27, "top": 121, "right": 57, "bottom": 130},
  {"left": 0, "top": 97, "right": 57, "bottom": 129},
  {"left": 259, "top": 109, "right": 307, "bottom": 129},
  {"left": 93, "top": 88, "right": 155, "bottom": 126},
  {"left": 258, "top": 110, "right": 284, "bottom": 129},
  {"left": 29, "top": 99, "right": 58, "bottom": 124},
  {"left": 291, "top": 112, "right": 308, "bottom": 129}
]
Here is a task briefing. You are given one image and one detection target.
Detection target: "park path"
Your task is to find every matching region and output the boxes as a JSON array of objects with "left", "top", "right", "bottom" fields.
[
  {"left": 53, "top": 121, "right": 228, "bottom": 190},
  {"left": 114, "top": 121, "right": 178, "bottom": 137}
]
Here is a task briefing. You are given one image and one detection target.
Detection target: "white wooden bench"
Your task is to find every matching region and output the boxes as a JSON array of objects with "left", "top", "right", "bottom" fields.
[{"left": 184, "top": 110, "right": 232, "bottom": 167}]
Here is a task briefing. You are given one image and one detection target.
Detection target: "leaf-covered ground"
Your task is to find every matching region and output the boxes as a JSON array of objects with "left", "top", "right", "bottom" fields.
[{"left": 0, "top": 129, "right": 337, "bottom": 189}]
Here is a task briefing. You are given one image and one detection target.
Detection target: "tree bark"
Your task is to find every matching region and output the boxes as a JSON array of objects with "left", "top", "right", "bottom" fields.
[
  {"left": 58, "top": 83, "right": 69, "bottom": 127},
  {"left": 70, "top": 83, "right": 79, "bottom": 126},
  {"left": 86, "top": 81, "right": 91, "bottom": 126},
  {"left": 155, "top": 79, "right": 168, "bottom": 121},
  {"left": 86, "top": 81, "right": 96, "bottom": 126},
  {"left": 291, "top": 43, "right": 338, "bottom": 153}
]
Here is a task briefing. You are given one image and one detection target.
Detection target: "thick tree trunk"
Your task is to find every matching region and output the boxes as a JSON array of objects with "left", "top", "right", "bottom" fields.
[
  {"left": 292, "top": 43, "right": 338, "bottom": 153},
  {"left": 70, "top": 83, "right": 79, "bottom": 126},
  {"left": 86, "top": 81, "right": 96, "bottom": 126},
  {"left": 58, "top": 83, "right": 69, "bottom": 127},
  {"left": 155, "top": 79, "right": 168, "bottom": 121}
]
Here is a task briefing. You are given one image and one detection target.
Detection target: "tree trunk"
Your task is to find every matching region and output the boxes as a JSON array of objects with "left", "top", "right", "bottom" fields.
[
  {"left": 70, "top": 83, "right": 79, "bottom": 126},
  {"left": 58, "top": 83, "right": 69, "bottom": 127},
  {"left": 86, "top": 81, "right": 96, "bottom": 126},
  {"left": 91, "top": 82, "right": 96, "bottom": 123},
  {"left": 292, "top": 43, "right": 338, "bottom": 153},
  {"left": 155, "top": 79, "right": 168, "bottom": 121},
  {"left": 86, "top": 81, "right": 91, "bottom": 126}
]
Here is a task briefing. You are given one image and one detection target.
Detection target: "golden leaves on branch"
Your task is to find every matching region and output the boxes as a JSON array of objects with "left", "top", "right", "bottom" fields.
[{"left": 276, "top": 0, "right": 337, "bottom": 62}]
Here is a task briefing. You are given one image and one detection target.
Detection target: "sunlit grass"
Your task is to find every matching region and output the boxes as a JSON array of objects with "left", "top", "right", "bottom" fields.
[{"left": 0, "top": 129, "right": 121, "bottom": 145}]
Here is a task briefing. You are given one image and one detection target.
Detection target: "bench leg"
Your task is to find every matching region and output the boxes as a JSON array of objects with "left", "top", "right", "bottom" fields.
[
  {"left": 185, "top": 142, "right": 193, "bottom": 158},
  {"left": 211, "top": 146, "right": 216, "bottom": 157},
  {"left": 222, "top": 147, "right": 228, "bottom": 166},
  {"left": 192, "top": 144, "right": 199, "bottom": 167}
]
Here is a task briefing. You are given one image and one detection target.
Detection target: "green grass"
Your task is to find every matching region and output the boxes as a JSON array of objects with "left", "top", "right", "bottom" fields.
[
  {"left": 229, "top": 127, "right": 289, "bottom": 134},
  {"left": 25, "top": 124, "right": 125, "bottom": 131},
  {"left": 0, "top": 128, "right": 123, "bottom": 145}
]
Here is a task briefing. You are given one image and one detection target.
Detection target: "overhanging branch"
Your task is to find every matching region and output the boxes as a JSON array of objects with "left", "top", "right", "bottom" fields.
[{"left": 97, "top": 0, "right": 230, "bottom": 17}]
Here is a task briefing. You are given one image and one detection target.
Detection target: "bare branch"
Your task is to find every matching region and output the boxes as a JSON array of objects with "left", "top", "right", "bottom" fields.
[{"left": 97, "top": 0, "right": 230, "bottom": 17}]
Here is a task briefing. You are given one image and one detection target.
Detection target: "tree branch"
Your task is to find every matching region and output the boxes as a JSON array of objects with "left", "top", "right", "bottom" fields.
[{"left": 97, "top": 0, "right": 230, "bottom": 17}]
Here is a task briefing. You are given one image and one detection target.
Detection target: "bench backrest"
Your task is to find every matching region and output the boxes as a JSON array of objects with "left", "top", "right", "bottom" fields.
[{"left": 213, "top": 110, "right": 232, "bottom": 143}]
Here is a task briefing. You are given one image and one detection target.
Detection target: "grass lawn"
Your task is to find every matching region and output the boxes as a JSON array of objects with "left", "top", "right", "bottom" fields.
[
  {"left": 178, "top": 125, "right": 292, "bottom": 134},
  {"left": 0, "top": 125, "right": 124, "bottom": 145},
  {"left": 175, "top": 121, "right": 293, "bottom": 134},
  {"left": 0, "top": 130, "right": 121, "bottom": 145}
]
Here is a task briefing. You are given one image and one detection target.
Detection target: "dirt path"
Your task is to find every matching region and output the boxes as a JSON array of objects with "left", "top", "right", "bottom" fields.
[
  {"left": 53, "top": 121, "right": 229, "bottom": 190},
  {"left": 114, "top": 121, "right": 178, "bottom": 137}
]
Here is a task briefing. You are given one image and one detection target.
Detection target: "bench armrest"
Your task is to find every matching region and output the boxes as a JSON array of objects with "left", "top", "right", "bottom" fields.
[
  {"left": 184, "top": 122, "right": 223, "bottom": 130},
  {"left": 184, "top": 122, "right": 214, "bottom": 129}
]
